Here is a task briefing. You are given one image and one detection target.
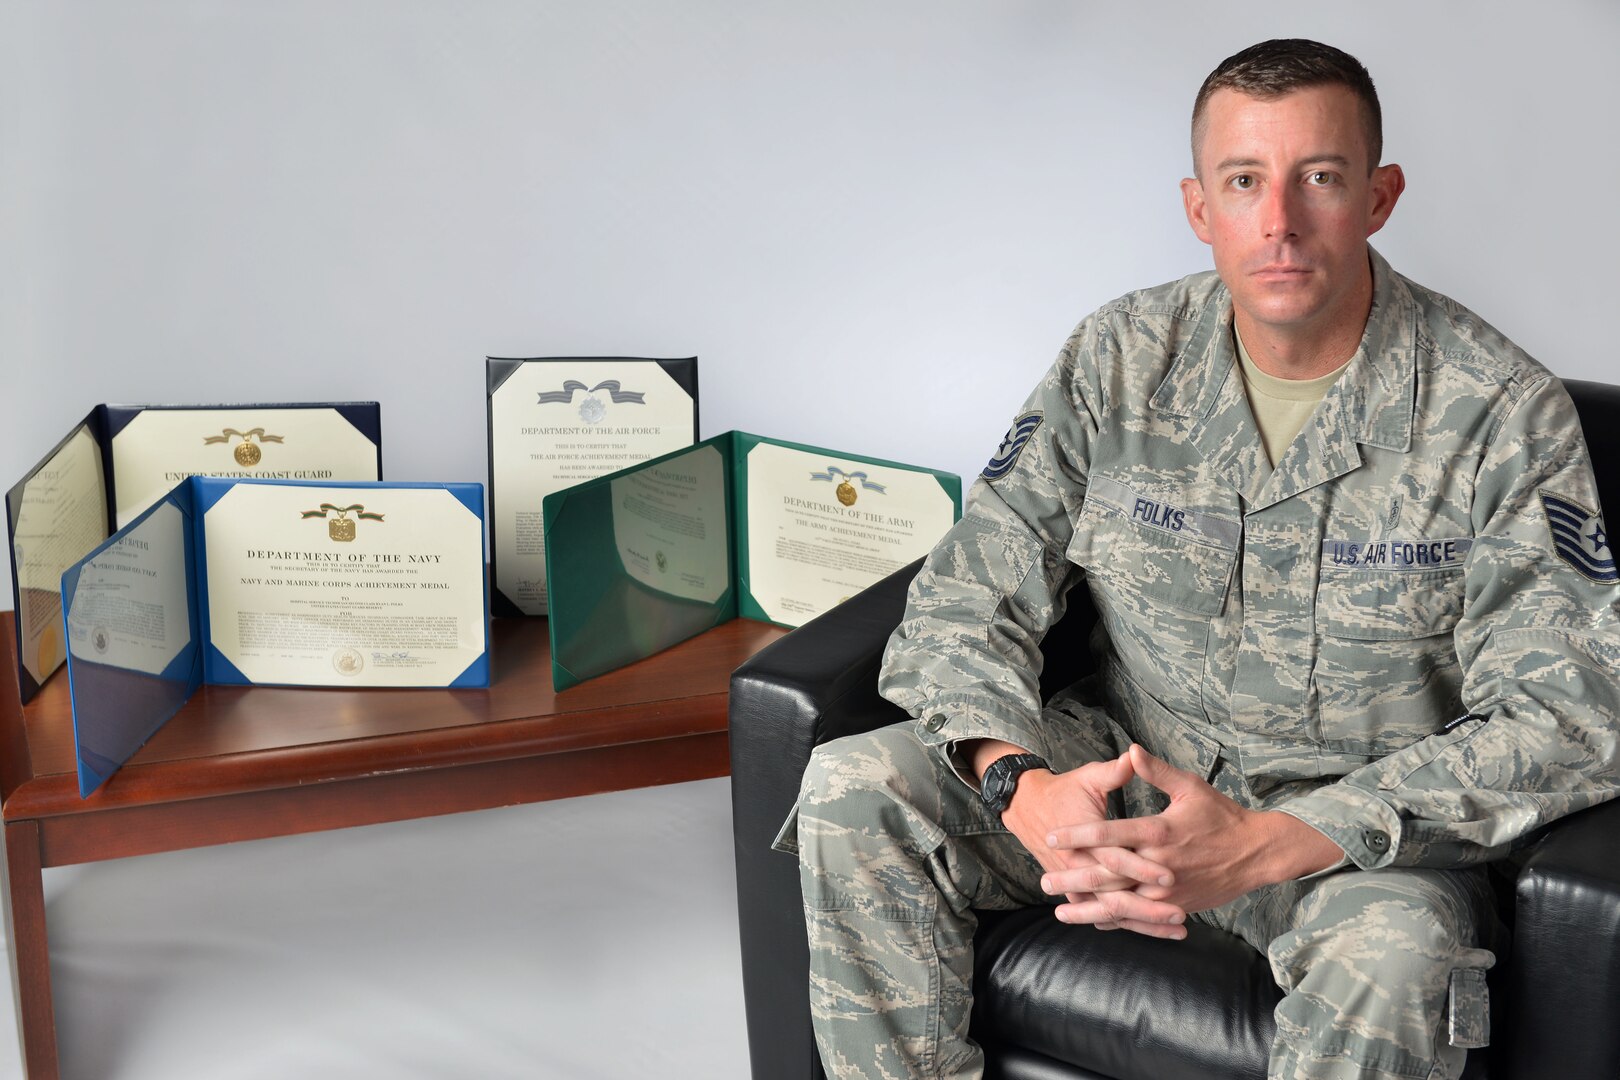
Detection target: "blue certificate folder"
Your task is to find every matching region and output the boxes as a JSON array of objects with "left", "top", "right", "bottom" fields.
[{"left": 60, "top": 477, "right": 489, "bottom": 799}]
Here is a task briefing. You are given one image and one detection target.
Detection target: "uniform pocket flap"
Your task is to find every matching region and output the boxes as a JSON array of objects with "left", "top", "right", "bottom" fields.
[
  {"left": 1317, "top": 568, "right": 1465, "bottom": 641},
  {"left": 1069, "top": 496, "right": 1237, "bottom": 617}
]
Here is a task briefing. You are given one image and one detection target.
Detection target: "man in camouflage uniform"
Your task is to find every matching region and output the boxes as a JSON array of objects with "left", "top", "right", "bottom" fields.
[{"left": 777, "top": 39, "right": 1620, "bottom": 1080}]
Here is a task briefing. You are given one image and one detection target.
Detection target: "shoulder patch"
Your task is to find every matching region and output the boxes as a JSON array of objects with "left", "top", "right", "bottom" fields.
[
  {"left": 982, "top": 413, "right": 1042, "bottom": 481},
  {"left": 1540, "top": 490, "right": 1617, "bottom": 584}
]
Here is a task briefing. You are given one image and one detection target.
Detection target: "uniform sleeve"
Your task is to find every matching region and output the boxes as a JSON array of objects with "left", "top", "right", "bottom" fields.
[
  {"left": 876, "top": 318, "right": 1104, "bottom": 776},
  {"left": 1279, "top": 375, "right": 1620, "bottom": 869}
]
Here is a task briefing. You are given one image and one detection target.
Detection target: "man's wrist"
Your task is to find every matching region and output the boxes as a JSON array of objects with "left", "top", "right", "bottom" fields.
[
  {"left": 1252, "top": 810, "right": 1345, "bottom": 884},
  {"left": 968, "top": 738, "right": 1036, "bottom": 782},
  {"left": 1002, "top": 762, "right": 1053, "bottom": 815},
  {"left": 980, "top": 753, "right": 1052, "bottom": 815}
]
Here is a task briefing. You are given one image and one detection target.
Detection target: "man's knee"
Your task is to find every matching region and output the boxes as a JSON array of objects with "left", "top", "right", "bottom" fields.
[
  {"left": 1267, "top": 869, "right": 1495, "bottom": 1079},
  {"left": 1271, "top": 869, "right": 1492, "bottom": 986},
  {"left": 793, "top": 725, "right": 962, "bottom": 917},
  {"left": 799, "top": 724, "right": 961, "bottom": 839}
]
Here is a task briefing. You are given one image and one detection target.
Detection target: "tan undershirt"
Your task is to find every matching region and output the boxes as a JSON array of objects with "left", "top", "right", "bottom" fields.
[{"left": 1234, "top": 327, "right": 1353, "bottom": 468}]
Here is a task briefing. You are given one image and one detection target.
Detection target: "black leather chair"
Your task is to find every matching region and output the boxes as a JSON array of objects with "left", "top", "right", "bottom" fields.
[{"left": 730, "top": 379, "right": 1620, "bottom": 1080}]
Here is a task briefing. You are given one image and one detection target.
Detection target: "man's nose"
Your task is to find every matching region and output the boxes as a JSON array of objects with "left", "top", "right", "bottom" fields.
[{"left": 1261, "top": 183, "right": 1301, "bottom": 240}]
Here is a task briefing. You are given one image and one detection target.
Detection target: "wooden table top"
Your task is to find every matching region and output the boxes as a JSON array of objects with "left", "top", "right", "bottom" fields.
[{"left": 1, "top": 615, "right": 787, "bottom": 821}]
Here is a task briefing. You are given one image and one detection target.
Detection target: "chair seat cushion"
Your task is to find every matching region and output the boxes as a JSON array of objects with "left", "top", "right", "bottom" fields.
[
  {"left": 972, "top": 907, "right": 1282, "bottom": 1080},
  {"left": 972, "top": 907, "right": 1494, "bottom": 1080}
]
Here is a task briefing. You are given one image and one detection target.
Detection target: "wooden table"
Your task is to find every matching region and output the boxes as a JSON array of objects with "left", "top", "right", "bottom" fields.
[{"left": 0, "top": 615, "right": 786, "bottom": 1079}]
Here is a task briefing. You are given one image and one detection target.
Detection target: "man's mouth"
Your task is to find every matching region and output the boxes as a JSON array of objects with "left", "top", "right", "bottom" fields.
[{"left": 1252, "top": 265, "right": 1312, "bottom": 282}]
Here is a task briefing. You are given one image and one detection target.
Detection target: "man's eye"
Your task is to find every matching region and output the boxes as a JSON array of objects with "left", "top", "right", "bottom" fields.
[
  {"left": 1307, "top": 171, "right": 1334, "bottom": 185},
  {"left": 1230, "top": 175, "right": 1254, "bottom": 190}
]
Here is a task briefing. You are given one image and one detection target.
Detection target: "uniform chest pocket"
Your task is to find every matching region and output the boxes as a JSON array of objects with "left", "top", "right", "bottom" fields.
[
  {"left": 1068, "top": 496, "right": 1237, "bottom": 617},
  {"left": 1316, "top": 568, "right": 1465, "bottom": 640},
  {"left": 1313, "top": 567, "right": 1466, "bottom": 753}
]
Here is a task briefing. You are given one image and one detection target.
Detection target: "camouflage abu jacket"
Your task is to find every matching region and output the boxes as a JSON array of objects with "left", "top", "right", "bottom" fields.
[{"left": 879, "top": 247, "right": 1620, "bottom": 871}]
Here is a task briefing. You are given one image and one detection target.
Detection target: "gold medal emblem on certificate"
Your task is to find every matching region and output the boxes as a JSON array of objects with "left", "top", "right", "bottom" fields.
[
  {"left": 332, "top": 647, "right": 364, "bottom": 676},
  {"left": 302, "top": 502, "right": 384, "bottom": 541},
  {"left": 205, "top": 427, "right": 284, "bottom": 468},
  {"left": 813, "top": 465, "right": 886, "bottom": 508}
]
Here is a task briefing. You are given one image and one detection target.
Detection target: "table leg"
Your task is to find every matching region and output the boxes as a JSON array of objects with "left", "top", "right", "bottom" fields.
[{"left": 2, "top": 820, "right": 58, "bottom": 1079}]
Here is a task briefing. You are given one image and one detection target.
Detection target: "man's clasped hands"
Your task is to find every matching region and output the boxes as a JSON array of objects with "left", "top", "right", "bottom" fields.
[{"left": 991, "top": 743, "right": 1343, "bottom": 938}]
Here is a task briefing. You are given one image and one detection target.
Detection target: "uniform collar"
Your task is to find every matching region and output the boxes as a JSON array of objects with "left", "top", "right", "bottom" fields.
[{"left": 1149, "top": 246, "right": 1417, "bottom": 507}]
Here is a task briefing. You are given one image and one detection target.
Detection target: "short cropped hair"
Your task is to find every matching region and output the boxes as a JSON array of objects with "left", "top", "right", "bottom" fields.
[{"left": 1191, "top": 39, "right": 1383, "bottom": 174}]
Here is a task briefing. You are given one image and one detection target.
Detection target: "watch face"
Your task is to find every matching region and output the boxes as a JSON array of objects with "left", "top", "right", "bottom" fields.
[
  {"left": 984, "top": 754, "right": 1046, "bottom": 813},
  {"left": 984, "top": 765, "right": 1017, "bottom": 811}
]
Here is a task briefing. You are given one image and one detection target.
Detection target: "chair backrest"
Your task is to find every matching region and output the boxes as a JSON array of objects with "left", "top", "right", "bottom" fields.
[{"left": 1564, "top": 379, "right": 1619, "bottom": 519}]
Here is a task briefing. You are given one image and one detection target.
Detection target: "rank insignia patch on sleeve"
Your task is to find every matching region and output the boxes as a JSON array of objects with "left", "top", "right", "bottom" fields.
[
  {"left": 1540, "top": 490, "right": 1617, "bottom": 584},
  {"left": 982, "top": 413, "right": 1042, "bottom": 481}
]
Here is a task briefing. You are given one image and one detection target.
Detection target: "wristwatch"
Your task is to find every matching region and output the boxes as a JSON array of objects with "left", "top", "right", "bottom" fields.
[{"left": 979, "top": 753, "right": 1051, "bottom": 814}]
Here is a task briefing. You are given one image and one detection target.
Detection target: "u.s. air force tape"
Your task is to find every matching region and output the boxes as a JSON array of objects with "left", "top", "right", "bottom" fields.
[
  {"left": 983, "top": 413, "right": 1042, "bottom": 481},
  {"left": 1322, "top": 537, "right": 1472, "bottom": 571},
  {"left": 1084, "top": 475, "right": 1241, "bottom": 551},
  {"left": 1540, "top": 490, "right": 1617, "bottom": 584}
]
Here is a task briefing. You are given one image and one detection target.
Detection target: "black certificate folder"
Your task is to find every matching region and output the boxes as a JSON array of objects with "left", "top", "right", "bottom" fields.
[
  {"left": 486, "top": 356, "right": 698, "bottom": 618},
  {"left": 7, "top": 401, "right": 382, "bottom": 702}
]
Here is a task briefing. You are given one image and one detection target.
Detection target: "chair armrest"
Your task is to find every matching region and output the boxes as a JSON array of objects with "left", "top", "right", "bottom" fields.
[
  {"left": 728, "top": 559, "right": 920, "bottom": 1080},
  {"left": 726, "top": 554, "right": 1101, "bottom": 1080},
  {"left": 1500, "top": 798, "right": 1620, "bottom": 1080},
  {"left": 731, "top": 557, "right": 923, "bottom": 764}
]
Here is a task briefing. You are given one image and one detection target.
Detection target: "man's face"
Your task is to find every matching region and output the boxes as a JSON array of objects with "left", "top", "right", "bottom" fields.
[{"left": 1181, "top": 85, "right": 1403, "bottom": 342}]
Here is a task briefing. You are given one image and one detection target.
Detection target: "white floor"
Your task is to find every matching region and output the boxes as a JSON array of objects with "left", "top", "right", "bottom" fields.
[{"left": 0, "top": 777, "right": 754, "bottom": 1079}]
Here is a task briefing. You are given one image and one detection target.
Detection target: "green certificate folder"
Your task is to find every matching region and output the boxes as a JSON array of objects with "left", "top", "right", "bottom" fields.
[{"left": 543, "top": 431, "right": 961, "bottom": 690}]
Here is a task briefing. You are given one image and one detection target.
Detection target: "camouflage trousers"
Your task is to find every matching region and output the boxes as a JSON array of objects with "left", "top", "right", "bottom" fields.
[{"left": 775, "top": 703, "right": 1497, "bottom": 1080}]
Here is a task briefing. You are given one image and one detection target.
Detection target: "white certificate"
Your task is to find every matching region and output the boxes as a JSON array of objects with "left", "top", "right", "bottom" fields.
[
  {"left": 112, "top": 408, "right": 380, "bottom": 527},
  {"left": 745, "top": 442, "right": 956, "bottom": 625},
  {"left": 64, "top": 500, "right": 191, "bottom": 677},
  {"left": 13, "top": 426, "right": 108, "bottom": 686},
  {"left": 202, "top": 485, "right": 485, "bottom": 687},
  {"left": 491, "top": 361, "right": 695, "bottom": 614},
  {"left": 610, "top": 444, "right": 729, "bottom": 604}
]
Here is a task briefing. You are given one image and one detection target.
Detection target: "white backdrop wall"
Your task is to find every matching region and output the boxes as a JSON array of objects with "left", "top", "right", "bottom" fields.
[{"left": 4, "top": 1, "right": 1618, "bottom": 604}]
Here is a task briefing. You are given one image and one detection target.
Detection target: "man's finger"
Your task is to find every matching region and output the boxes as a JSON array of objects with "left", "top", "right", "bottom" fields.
[
  {"left": 1084, "top": 750, "right": 1136, "bottom": 793},
  {"left": 1089, "top": 843, "right": 1174, "bottom": 887},
  {"left": 1048, "top": 851, "right": 1145, "bottom": 894},
  {"left": 1048, "top": 816, "right": 1168, "bottom": 851},
  {"left": 1127, "top": 743, "right": 1205, "bottom": 799},
  {"left": 1044, "top": 843, "right": 1173, "bottom": 889},
  {"left": 1041, "top": 862, "right": 1141, "bottom": 896},
  {"left": 1106, "top": 917, "right": 1188, "bottom": 941},
  {"left": 1054, "top": 892, "right": 1186, "bottom": 929}
]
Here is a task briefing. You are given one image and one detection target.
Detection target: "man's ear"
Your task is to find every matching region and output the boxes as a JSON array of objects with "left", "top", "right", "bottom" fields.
[
  {"left": 1181, "top": 177, "right": 1213, "bottom": 245},
  {"left": 1366, "top": 163, "right": 1405, "bottom": 237}
]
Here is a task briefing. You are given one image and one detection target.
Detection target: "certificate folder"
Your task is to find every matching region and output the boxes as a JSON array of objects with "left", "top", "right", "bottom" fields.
[
  {"left": 61, "top": 477, "right": 488, "bottom": 798},
  {"left": 486, "top": 356, "right": 698, "bottom": 618},
  {"left": 8, "top": 402, "right": 383, "bottom": 702},
  {"left": 543, "top": 431, "right": 961, "bottom": 690}
]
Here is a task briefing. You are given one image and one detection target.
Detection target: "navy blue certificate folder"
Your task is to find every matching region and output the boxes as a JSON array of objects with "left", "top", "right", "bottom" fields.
[{"left": 60, "top": 476, "right": 488, "bottom": 798}]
